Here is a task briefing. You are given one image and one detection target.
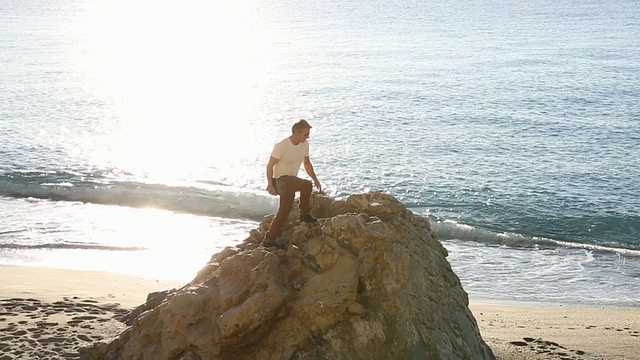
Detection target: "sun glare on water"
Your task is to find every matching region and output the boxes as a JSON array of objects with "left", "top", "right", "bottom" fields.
[
  {"left": 31, "top": 205, "right": 254, "bottom": 281},
  {"left": 23, "top": 0, "right": 293, "bottom": 277},
  {"left": 69, "top": 0, "right": 280, "bottom": 185}
]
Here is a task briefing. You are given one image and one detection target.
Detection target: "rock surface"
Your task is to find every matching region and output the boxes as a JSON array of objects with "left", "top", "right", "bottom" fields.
[{"left": 80, "top": 192, "right": 495, "bottom": 360}]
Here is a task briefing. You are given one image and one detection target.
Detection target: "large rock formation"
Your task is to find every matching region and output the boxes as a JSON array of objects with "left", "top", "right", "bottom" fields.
[{"left": 80, "top": 192, "right": 494, "bottom": 360}]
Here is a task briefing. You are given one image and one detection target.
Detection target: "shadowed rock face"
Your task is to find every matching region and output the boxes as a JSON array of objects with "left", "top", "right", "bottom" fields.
[{"left": 80, "top": 192, "right": 495, "bottom": 360}]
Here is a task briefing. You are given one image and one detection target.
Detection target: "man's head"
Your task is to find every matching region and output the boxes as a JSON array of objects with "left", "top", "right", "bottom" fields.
[{"left": 291, "top": 119, "right": 312, "bottom": 142}]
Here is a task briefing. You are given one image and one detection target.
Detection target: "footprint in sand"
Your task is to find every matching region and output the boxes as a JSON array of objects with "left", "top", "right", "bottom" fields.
[
  {"left": 37, "top": 336, "right": 67, "bottom": 344},
  {"left": 510, "top": 337, "right": 587, "bottom": 359},
  {"left": 77, "top": 334, "right": 92, "bottom": 342},
  {"left": 36, "top": 321, "right": 58, "bottom": 327},
  {"left": 586, "top": 325, "right": 640, "bottom": 337},
  {"left": 0, "top": 296, "right": 131, "bottom": 360}
]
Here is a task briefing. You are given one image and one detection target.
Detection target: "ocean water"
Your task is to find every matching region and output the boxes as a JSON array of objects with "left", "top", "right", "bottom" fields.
[{"left": 1, "top": 0, "right": 639, "bottom": 306}]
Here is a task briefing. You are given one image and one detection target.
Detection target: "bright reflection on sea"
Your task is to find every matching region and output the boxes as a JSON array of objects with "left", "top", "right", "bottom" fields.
[
  {"left": 61, "top": 0, "right": 284, "bottom": 186},
  {"left": 0, "top": 0, "right": 320, "bottom": 281},
  {"left": 2, "top": 200, "right": 256, "bottom": 281}
]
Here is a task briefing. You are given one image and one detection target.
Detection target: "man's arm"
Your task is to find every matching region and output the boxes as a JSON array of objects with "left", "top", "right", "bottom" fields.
[
  {"left": 266, "top": 156, "right": 280, "bottom": 195},
  {"left": 303, "top": 157, "right": 322, "bottom": 194}
]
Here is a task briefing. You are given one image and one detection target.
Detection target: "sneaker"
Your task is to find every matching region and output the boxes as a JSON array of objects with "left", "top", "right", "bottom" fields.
[
  {"left": 299, "top": 214, "right": 317, "bottom": 223},
  {"left": 262, "top": 235, "right": 285, "bottom": 249},
  {"left": 262, "top": 234, "right": 276, "bottom": 247}
]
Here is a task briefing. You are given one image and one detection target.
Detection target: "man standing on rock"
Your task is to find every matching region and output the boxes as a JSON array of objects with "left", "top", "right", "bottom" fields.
[{"left": 264, "top": 119, "right": 322, "bottom": 247}]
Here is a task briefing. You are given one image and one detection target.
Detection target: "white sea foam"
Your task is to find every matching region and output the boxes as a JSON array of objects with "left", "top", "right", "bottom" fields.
[
  {"left": 443, "top": 239, "right": 640, "bottom": 306},
  {"left": 0, "top": 178, "right": 277, "bottom": 221},
  {"left": 431, "top": 219, "right": 640, "bottom": 258}
]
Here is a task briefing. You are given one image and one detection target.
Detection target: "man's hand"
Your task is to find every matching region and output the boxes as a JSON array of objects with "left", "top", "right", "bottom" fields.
[
  {"left": 267, "top": 184, "right": 277, "bottom": 196},
  {"left": 314, "top": 180, "right": 323, "bottom": 194}
]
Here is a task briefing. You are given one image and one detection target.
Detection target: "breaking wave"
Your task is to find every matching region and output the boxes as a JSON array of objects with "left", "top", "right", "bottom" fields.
[
  {"left": 430, "top": 219, "right": 640, "bottom": 258},
  {"left": 0, "top": 242, "right": 146, "bottom": 251},
  {"left": 0, "top": 172, "right": 276, "bottom": 221}
]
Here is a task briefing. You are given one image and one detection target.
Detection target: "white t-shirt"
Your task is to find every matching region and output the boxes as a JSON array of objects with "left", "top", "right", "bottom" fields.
[{"left": 271, "top": 137, "right": 309, "bottom": 179}]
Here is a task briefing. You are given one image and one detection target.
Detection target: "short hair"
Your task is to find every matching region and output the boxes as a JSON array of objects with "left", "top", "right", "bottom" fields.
[{"left": 292, "top": 119, "right": 312, "bottom": 134}]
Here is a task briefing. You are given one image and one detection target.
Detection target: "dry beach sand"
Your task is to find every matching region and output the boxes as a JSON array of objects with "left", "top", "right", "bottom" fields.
[
  {"left": 0, "top": 265, "right": 183, "bottom": 360},
  {"left": 1, "top": 265, "right": 638, "bottom": 360},
  {"left": 471, "top": 302, "right": 640, "bottom": 360}
]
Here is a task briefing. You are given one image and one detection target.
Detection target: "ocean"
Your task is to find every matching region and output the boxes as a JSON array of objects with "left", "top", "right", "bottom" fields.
[{"left": 1, "top": 0, "right": 639, "bottom": 306}]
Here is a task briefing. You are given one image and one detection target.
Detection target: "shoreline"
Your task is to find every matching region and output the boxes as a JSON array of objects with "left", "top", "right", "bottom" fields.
[{"left": 1, "top": 264, "right": 639, "bottom": 360}]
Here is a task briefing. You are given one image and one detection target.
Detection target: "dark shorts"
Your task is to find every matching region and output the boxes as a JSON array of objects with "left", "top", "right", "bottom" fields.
[{"left": 271, "top": 176, "right": 289, "bottom": 196}]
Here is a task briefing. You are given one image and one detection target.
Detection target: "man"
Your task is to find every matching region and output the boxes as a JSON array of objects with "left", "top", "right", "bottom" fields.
[{"left": 264, "top": 119, "right": 322, "bottom": 247}]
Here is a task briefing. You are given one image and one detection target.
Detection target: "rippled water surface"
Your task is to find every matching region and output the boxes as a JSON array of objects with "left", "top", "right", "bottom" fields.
[{"left": 1, "top": 0, "right": 639, "bottom": 305}]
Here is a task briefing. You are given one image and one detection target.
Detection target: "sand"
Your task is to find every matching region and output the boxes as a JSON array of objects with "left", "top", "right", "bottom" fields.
[
  {"left": 1, "top": 265, "right": 638, "bottom": 360},
  {"left": 0, "top": 265, "right": 183, "bottom": 360},
  {"left": 471, "top": 302, "right": 640, "bottom": 360}
]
